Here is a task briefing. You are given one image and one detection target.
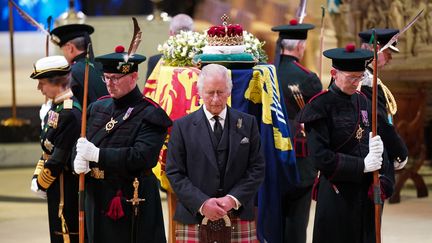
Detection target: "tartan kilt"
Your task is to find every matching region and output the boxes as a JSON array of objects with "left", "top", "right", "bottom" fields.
[{"left": 175, "top": 217, "right": 258, "bottom": 243}]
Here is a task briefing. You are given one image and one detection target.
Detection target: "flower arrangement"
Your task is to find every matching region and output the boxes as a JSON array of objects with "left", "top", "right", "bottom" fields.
[
  {"left": 158, "top": 29, "right": 268, "bottom": 66},
  {"left": 157, "top": 30, "right": 207, "bottom": 67},
  {"left": 243, "top": 31, "right": 268, "bottom": 63}
]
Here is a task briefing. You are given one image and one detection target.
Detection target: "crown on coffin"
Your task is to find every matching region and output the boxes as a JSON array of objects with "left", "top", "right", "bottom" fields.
[{"left": 206, "top": 14, "right": 244, "bottom": 46}]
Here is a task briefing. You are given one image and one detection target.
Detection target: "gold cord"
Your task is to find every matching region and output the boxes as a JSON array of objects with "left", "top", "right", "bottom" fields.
[{"left": 380, "top": 82, "right": 397, "bottom": 115}]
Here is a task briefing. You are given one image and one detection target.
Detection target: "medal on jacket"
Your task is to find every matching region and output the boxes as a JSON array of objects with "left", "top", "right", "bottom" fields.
[
  {"left": 361, "top": 110, "right": 369, "bottom": 127},
  {"left": 123, "top": 107, "right": 134, "bottom": 120},
  {"left": 43, "top": 139, "right": 54, "bottom": 152},
  {"left": 47, "top": 110, "right": 59, "bottom": 128},
  {"left": 105, "top": 117, "right": 118, "bottom": 132}
]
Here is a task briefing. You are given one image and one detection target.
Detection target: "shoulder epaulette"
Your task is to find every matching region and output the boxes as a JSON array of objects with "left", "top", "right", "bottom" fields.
[
  {"left": 54, "top": 101, "right": 82, "bottom": 112},
  {"left": 293, "top": 61, "right": 311, "bottom": 74},
  {"left": 308, "top": 89, "right": 329, "bottom": 103},
  {"left": 97, "top": 95, "right": 111, "bottom": 101}
]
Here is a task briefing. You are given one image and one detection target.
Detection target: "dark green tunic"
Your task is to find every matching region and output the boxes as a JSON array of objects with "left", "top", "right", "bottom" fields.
[
  {"left": 298, "top": 83, "right": 395, "bottom": 243},
  {"left": 277, "top": 54, "right": 322, "bottom": 243},
  {"left": 36, "top": 93, "right": 81, "bottom": 243},
  {"left": 70, "top": 53, "right": 108, "bottom": 106},
  {"left": 84, "top": 87, "right": 172, "bottom": 243}
]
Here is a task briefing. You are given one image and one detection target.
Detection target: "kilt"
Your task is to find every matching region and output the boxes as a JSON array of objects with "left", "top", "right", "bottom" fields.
[{"left": 175, "top": 217, "right": 258, "bottom": 243}]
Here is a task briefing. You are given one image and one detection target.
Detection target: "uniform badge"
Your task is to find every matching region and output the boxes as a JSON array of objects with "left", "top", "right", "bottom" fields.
[
  {"left": 105, "top": 117, "right": 118, "bottom": 132},
  {"left": 63, "top": 99, "right": 73, "bottom": 109},
  {"left": 123, "top": 107, "right": 134, "bottom": 120},
  {"left": 47, "top": 110, "right": 59, "bottom": 128},
  {"left": 44, "top": 139, "right": 54, "bottom": 152},
  {"left": 355, "top": 125, "right": 364, "bottom": 140}
]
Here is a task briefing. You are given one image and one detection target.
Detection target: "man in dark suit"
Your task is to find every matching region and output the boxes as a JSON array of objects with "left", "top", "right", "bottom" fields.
[
  {"left": 272, "top": 20, "right": 322, "bottom": 243},
  {"left": 166, "top": 64, "right": 265, "bottom": 242},
  {"left": 146, "top": 13, "right": 194, "bottom": 79},
  {"left": 51, "top": 24, "right": 108, "bottom": 106}
]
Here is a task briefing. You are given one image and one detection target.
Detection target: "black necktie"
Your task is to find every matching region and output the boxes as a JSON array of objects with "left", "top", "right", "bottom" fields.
[{"left": 213, "top": 116, "right": 223, "bottom": 142}]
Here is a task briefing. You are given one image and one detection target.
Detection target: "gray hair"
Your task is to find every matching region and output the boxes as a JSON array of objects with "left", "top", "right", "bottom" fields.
[
  {"left": 47, "top": 73, "right": 71, "bottom": 88},
  {"left": 68, "top": 36, "right": 86, "bottom": 51},
  {"left": 281, "top": 39, "right": 305, "bottom": 51},
  {"left": 170, "top": 14, "right": 194, "bottom": 34},
  {"left": 197, "top": 64, "right": 232, "bottom": 94}
]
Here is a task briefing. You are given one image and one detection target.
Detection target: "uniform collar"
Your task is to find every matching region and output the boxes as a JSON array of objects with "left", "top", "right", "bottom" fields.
[{"left": 113, "top": 86, "right": 143, "bottom": 108}]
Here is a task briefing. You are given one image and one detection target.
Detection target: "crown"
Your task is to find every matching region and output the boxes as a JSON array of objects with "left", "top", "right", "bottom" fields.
[{"left": 206, "top": 14, "right": 244, "bottom": 46}]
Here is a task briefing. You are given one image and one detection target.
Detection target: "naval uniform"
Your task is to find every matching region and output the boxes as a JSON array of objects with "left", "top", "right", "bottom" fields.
[
  {"left": 83, "top": 87, "right": 171, "bottom": 243},
  {"left": 298, "top": 83, "right": 395, "bottom": 243},
  {"left": 34, "top": 89, "right": 81, "bottom": 243}
]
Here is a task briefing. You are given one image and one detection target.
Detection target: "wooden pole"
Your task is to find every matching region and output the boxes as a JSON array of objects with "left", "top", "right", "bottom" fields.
[
  {"left": 8, "top": 0, "right": 17, "bottom": 121},
  {"left": 78, "top": 44, "right": 91, "bottom": 243},
  {"left": 371, "top": 29, "right": 382, "bottom": 243},
  {"left": 318, "top": 6, "right": 325, "bottom": 81}
]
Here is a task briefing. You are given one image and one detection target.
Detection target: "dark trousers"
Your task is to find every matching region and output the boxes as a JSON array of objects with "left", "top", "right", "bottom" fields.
[{"left": 283, "top": 185, "right": 313, "bottom": 243}]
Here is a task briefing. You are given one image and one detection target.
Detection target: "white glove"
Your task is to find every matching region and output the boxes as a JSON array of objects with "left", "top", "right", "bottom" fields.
[
  {"left": 394, "top": 157, "right": 408, "bottom": 170},
  {"left": 76, "top": 137, "right": 100, "bottom": 162},
  {"left": 73, "top": 154, "right": 91, "bottom": 174},
  {"left": 39, "top": 100, "right": 52, "bottom": 129},
  {"left": 30, "top": 178, "right": 47, "bottom": 199},
  {"left": 368, "top": 132, "right": 384, "bottom": 155},
  {"left": 364, "top": 152, "right": 383, "bottom": 173}
]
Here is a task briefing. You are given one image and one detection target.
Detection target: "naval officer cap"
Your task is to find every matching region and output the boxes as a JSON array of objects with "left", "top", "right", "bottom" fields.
[
  {"left": 323, "top": 44, "right": 374, "bottom": 72},
  {"left": 271, "top": 19, "right": 315, "bottom": 40},
  {"left": 50, "top": 24, "right": 94, "bottom": 47},
  {"left": 358, "top": 28, "right": 400, "bottom": 52},
  {"left": 95, "top": 45, "right": 146, "bottom": 74},
  {"left": 30, "top": 55, "right": 71, "bottom": 79}
]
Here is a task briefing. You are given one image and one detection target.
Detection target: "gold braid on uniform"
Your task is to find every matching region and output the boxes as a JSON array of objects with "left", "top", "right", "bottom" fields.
[{"left": 379, "top": 82, "right": 397, "bottom": 115}]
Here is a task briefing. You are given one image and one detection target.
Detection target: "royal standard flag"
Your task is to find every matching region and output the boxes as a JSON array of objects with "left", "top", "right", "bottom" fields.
[
  {"left": 231, "top": 64, "right": 299, "bottom": 243},
  {"left": 143, "top": 63, "right": 201, "bottom": 192}
]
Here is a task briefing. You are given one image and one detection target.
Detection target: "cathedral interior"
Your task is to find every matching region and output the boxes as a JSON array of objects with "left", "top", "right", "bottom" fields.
[{"left": 0, "top": 0, "right": 431, "bottom": 242}]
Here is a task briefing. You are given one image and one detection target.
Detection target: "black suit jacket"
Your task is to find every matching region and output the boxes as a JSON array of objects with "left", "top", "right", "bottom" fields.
[{"left": 166, "top": 106, "right": 265, "bottom": 224}]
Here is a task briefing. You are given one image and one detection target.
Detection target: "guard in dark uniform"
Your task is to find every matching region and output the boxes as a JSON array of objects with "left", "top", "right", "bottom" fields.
[
  {"left": 30, "top": 55, "right": 82, "bottom": 243},
  {"left": 359, "top": 28, "right": 408, "bottom": 170},
  {"left": 298, "top": 45, "right": 394, "bottom": 243},
  {"left": 271, "top": 19, "right": 322, "bottom": 243},
  {"left": 50, "top": 24, "right": 108, "bottom": 106},
  {"left": 73, "top": 46, "right": 171, "bottom": 243}
]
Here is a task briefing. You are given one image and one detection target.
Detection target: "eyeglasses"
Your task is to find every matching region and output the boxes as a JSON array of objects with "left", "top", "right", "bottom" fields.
[
  {"left": 101, "top": 73, "right": 129, "bottom": 84},
  {"left": 338, "top": 71, "right": 365, "bottom": 83}
]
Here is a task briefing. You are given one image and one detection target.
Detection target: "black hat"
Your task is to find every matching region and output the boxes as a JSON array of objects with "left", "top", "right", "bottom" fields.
[
  {"left": 95, "top": 45, "right": 146, "bottom": 74},
  {"left": 271, "top": 19, "right": 315, "bottom": 40},
  {"left": 50, "top": 24, "right": 94, "bottom": 47},
  {"left": 30, "top": 55, "right": 71, "bottom": 79},
  {"left": 358, "top": 28, "right": 399, "bottom": 52},
  {"left": 323, "top": 44, "right": 374, "bottom": 72}
]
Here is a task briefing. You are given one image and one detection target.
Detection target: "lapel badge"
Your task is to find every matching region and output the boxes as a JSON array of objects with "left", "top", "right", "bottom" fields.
[
  {"left": 105, "top": 117, "right": 118, "bottom": 132},
  {"left": 123, "top": 107, "right": 134, "bottom": 120},
  {"left": 63, "top": 99, "right": 73, "bottom": 109},
  {"left": 355, "top": 124, "right": 364, "bottom": 140},
  {"left": 237, "top": 118, "right": 242, "bottom": 129},
  {"left": 47, "top": 110, "right": 59, "bottom": 129}
]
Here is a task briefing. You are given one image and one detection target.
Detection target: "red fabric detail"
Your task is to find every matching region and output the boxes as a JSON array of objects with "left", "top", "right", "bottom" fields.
[
  {"left": 293, "top": 61, "right": 311, "bottom": 74},
  {"left": 97, "top": 95, "right": 111, "bottom": 101},
  {"left": 368, "top": 182, "right": 387, "bottom": 202},
  {"left": 289, "top": 19, "right": 298, "bottom": 25},
  {"left": 115, "top": 45, "right": 125, "bottom": 53},
  {"left": 345, "top": 43, "right": 356, "bottom": 52},
  {"left": 307, "top": 89, "right": 329, "bottom": 104},
  {"left": 311, "top": 175, "right": 320, "bottom": 201},
  {"left": 143, "top": 96, "right": 160, "bottom": 108},
  {"left": 105, "top": 190, "right": 125, "bottom": 220}
]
